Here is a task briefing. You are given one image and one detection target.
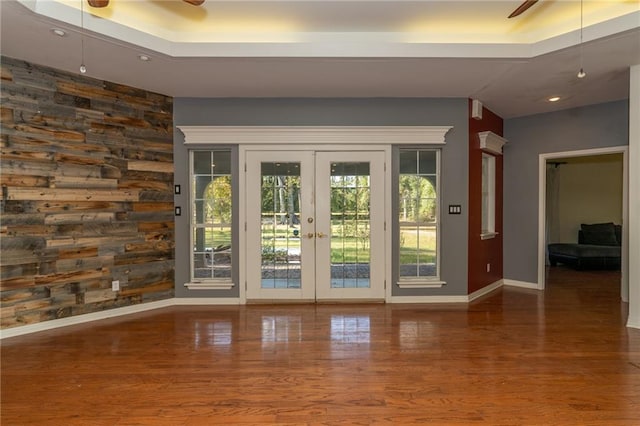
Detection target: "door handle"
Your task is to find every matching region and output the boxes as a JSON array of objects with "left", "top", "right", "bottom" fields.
[
  {"left": 316, "top": 232, "right": 327, "bottom": 238},
  {"left": 306, "top": 232, "right": 315, "bottom": 239}
]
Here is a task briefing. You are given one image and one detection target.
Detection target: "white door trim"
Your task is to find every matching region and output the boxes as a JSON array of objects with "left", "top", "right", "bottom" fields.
[
  {"left": 537, "top": 146, "right": 629, "bottom": 300},
  {"left": 241, "top": 146, "right": 390, "bottom": 302}
]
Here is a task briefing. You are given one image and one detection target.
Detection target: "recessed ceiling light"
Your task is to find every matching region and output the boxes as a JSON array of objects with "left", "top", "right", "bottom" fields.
[
  {"left": 548, "top": 96, "right": 561, "bottom": 102},
  {"left": 51, "top": 28, "right": 66, "bottom": 37},
  {"left": 138, "top": 54, "right": 151, "bottom": 62}
]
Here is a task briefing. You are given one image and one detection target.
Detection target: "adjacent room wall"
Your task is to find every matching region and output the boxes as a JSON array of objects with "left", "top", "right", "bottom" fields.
[
  {"left": 0, "top": 57, "right": 175, "bottom": 329},
  {"left": 173, "top": 98, "right": 470, "bottom": 297},
  {"left": 555, "top": 155, "right": 623, "bottom": 243},
  {"left": 468, "top": 100, "right": 504, "bottom": 294},
  {"left": 503, "top": 100, "right": 629, "bottom": 285}
]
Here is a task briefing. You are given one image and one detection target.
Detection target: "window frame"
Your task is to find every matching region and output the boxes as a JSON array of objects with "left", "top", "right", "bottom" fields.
[
  {"left": 186, "top": 149, "right": 235, "bottom": 290},
  {"left": 396, "top": 148, "right": 444, "bottom": 289}
]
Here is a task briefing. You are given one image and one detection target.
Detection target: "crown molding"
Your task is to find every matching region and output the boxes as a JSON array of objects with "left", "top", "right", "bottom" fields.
[
  {"left": 178, "top": 126, "right": 452, "bottom": 145},
  {"left": 478, "top": 131, "right": 508, "bottom": 155}
]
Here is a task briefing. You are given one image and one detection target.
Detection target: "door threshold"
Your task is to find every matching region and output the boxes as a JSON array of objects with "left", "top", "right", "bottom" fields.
[{"left": 246, "top": 299, "right": 316, "bottom": 304}]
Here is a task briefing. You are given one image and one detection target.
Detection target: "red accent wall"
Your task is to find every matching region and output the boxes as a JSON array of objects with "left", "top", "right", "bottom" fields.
[{"left": 468, "top": 99, "right": 504, "bottom": 294}]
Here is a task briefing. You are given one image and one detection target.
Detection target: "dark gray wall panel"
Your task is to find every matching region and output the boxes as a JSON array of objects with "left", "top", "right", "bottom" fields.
[{"left": 503, "top": 100, "right": 628, "bottom": 284}]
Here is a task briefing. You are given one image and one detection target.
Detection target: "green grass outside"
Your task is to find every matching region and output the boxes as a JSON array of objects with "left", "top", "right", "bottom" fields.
[{"left": 202, "top": 224, "right": 436, "bottom": 265}]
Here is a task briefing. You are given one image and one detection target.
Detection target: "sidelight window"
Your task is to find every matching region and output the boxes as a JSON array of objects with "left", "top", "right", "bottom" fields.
[
  {"left": 190, "top": 150, "right": 233, "bottom": 283},
  {"left": 481, "top": 153, "right": 496, "bottom": 239},
  {"left": 398, "top": 149, "right": 440, "bottom": 284}
]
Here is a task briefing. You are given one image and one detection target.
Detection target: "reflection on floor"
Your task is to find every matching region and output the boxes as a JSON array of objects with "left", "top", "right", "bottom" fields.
[{"left": 1, "top": 266, "right": 637, "bottom": 425}]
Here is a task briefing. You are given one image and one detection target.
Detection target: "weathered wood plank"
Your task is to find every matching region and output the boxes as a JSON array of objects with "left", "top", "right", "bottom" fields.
[
  {"left": 1, "top": 106, "right": 14, "bottom": 123},
  {"left": 1, "top": 263, "right": 39, "bottom": 280},
  {"left": 0, "top": 63, "right": 13, "bottom": 81},
  {"left": 47, "top": 235, "right": 144, "bottom": 249},
  {"left": 58, "top": 247, "right": 99, "bottom": 260},
  {"left": 56, "top": 255, "right": 114, "bottom": 273},
  {"left": 7, "top": 123, "right": 85, "bottom": 142},
  {"left": 119, "top": 210, "right": 174, "bottom": 222},
  {"left": 0, "top": 158, "right": 103, "bottom": 178},
  {"left": 0, "top": 305, "right": 16, "bottom": 319},
  {"left": 0, "top": 286, "right": 50, "bottom": 304},
  {"left": 6, "top": 188, "right": 140, "bottom": 202},
  {"left": 53, "top": 91, "right": 91, "bottom": 110},
  {"left": 0, "top": 276, "right": 36, "bottom": 291},
  {"left": 138, "top": 191, "right": 174, "bottom": 203},
  {"left": 132, "top": 202, "right": 173, "bottom": 212},
  {"left": 114, "top": 249, "right": 174, "bottom": 266},
  {"left": 4, "top": 200, "right": 130, "bottom": 214},
  {"left": 13, "top": 298, "right": 52, "bottom": 313},
  {"left": 51, "top": 176, "right": 118, "bottom": 189},
  {"left": 0, "top": 213, "right": 46, "bottom": 226},
  {"left": 2, "top": 224, "right": 53, "bottom": 237},
  {"left": 127, "top": 160, "right": 174, "bottom": 173},
  {"left": 119, "top": 280, "right": 173, "bottom": 297},
  {"left": 1, "top": 148, "right": 55, "bottom": 161},
  {"left": 115, "top": 148, "right": 174, "bottom": 163},
  {"left": 0, "top": 174, "right": 49, "bottom": 187},
  {"left": 33, "top": 270, "right": 105, "bottom": 286},
  {"left": 44, "top": 212, "right": 117, "bottom": 225},
  {"left": 118, "top": 179, "right": 173, "bottom": 192},
  {"left": 125, "top": 241, "right": 174, "bottom": 252},
  {"left": 121, "top": 169, "right": 174, "bottom": 182},
  {"left": 83, "top": 289, "right": 116, "bottom": 304},
  {"left": 137, "top": 221, "right": 174, "bottom": 233},
  {"left": 6, "top": 133, "right": 110, "bottom": 155},
  {"left": 0, "top": 236, "right": 46, "bottom": 251},
  {"left": 53, "top": 152, "right": 112, "bottom": 166}
]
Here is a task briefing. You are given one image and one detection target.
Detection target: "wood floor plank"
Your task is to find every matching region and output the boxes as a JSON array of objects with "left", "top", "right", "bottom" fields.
[{"left": 2, "top": 267, "right": 639, "bottom": 425}]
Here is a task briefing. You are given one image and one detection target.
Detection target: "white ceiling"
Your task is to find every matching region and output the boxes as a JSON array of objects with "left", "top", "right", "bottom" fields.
[{"left": 1, "top": 0, "right": 639, "bottom": 118}]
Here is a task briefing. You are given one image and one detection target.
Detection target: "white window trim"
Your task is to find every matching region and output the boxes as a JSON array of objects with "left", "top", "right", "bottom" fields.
[
  {"left": 185, "top": 280, "right": 234, "bottom": 290},
  {"left": 397, "top": 279, "right": 446, "bottom": 289},
  {"left": 397, "top": 149, "right": 445, "bottom": 288},
  {"left": 188, "top": 150, "right": 234, "bottom": 291}
]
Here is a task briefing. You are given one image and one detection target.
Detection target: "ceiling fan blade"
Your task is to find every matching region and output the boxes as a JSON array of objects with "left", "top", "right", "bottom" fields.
[
  {"left": 87, "top": 0, "right": 109, "bottom": 7},
  {"left": 508, "top": 0, "right": 539, "bottom": 18},
  {"left": 183, "top": 0, "right": 206, "bottom": 5}
]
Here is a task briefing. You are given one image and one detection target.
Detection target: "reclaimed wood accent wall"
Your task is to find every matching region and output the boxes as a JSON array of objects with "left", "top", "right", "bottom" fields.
[{"left": 0, "top": 57, "right": 175, "bottom": 329}]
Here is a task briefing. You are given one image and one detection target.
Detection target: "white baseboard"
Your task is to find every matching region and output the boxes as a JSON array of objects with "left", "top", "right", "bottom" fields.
[
  {"left": 173, "top": 297, "right": 241, "bottom": 305},
  {"left": 468, "top": 279, "right": 503, "bottom": 302},
  {"left": 627, "top": 313, "right": 640, "bottom": 330},
  {"left": 503, "top": 279, "right": 540, "bottom": 290},
  {"left": 389, "top": 295, "right": 469, "bottom": 303},
  {"left": 0, "top": 299, "right": 175, "bottom": 340}
]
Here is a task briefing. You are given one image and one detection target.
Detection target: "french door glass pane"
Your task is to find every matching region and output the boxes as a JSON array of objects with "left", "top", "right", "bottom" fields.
[
  {"left": 260, "top": 162, "right": 302, "bottom": 289},
  {"left": 330, "top": 162, "right": 371, "bottom": 288}
]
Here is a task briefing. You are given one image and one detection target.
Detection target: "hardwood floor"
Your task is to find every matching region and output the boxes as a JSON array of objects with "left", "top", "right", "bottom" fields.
[{"left": 2, "top": 268, "right": 639, "bottom": 425}]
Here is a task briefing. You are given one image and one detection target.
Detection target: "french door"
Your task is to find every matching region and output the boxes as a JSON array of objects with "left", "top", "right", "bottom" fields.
[{"left": 245, "top": 150, "right": 385, "bottom": 301}]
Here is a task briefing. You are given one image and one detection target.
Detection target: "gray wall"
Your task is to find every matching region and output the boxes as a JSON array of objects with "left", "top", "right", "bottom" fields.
[
  {"left": 503, "top": 100, "right": 629, "bottom": 283},
  {"left": 173, "top": 98, "right": 470, "bottom": 297}
]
